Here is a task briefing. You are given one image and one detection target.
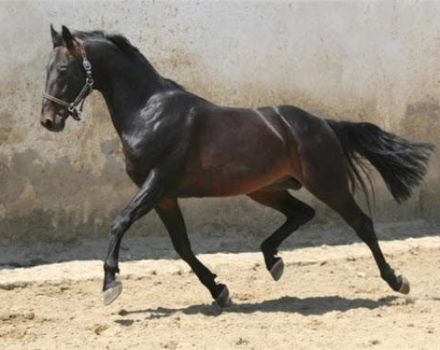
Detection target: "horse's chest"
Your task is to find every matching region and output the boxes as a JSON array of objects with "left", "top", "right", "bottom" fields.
[
  {"left": 121, "top": 133, "right": 158, "bottom": 183},
  {"left": 121, "top": 125, "right": 162, "bottom": 159}
]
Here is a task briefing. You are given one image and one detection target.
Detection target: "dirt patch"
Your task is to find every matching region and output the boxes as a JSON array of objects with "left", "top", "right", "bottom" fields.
[{"left": 1, "top": 238, "right": 440, "bottom": 349}]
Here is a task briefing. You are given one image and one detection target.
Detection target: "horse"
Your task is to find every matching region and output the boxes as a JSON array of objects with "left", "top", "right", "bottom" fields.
[{"left": 41, "top": 25, "right": 434, "bottom": 307}]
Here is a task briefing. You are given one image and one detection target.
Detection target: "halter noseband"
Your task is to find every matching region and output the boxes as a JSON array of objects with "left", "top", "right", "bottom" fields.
[{"left": 43, "top": 41, "right": 94, "bottom": 121}]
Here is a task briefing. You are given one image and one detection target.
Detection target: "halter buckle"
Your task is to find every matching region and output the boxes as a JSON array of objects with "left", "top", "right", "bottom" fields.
[{"left": 83, "top": 58, "right": 92, "bottom": 72}]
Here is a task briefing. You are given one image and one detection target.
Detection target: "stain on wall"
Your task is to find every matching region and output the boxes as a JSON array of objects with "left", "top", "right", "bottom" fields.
[{"left": 0, "top": 1, "right": 439, "bottom": 244}]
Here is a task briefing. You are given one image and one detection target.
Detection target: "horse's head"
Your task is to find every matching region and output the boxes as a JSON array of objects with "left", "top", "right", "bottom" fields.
[{"left": 41, "top": 25, "right": 94, "bottom": 132}]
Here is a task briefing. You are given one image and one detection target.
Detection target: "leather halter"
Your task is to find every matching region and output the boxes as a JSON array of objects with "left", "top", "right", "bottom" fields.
[{"left": 43, "top": 42, "right": 94, "bottom": 121}]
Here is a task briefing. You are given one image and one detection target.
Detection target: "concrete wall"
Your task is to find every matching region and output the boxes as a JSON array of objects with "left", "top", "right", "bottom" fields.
[{"left": 1, "top": 0, "right": 439, "bottom": 245}]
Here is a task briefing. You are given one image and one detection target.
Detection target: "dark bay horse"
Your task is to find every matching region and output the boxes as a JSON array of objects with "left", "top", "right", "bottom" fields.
[{"left": 41, "top": 26, "right": 434, "bottom": 307}]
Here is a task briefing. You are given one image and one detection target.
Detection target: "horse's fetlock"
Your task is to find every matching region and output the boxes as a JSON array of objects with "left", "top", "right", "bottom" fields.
[
  {"left": 381, "top": 268, "right": 395, "bottom": 281},
  {"left": 261, "top": 241, "right": 276, "bottom": 255},
  {"left": 104, "top": 263, "right": 120, "bottom": 275}
]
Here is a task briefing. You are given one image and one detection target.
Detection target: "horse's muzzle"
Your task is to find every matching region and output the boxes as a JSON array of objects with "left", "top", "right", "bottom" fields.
[{"left": 40, "top": 113, "right": 66, "bottom": 132}]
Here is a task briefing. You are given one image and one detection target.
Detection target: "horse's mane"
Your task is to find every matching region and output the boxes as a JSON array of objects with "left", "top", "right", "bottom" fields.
[{"left": 73, "top": 30, "right": 185, "bottom": 91}]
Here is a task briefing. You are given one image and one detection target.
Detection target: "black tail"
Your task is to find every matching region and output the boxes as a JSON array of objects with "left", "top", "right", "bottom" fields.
[{"left": 326, "top": 119, "right": 434, "bottom": 204}]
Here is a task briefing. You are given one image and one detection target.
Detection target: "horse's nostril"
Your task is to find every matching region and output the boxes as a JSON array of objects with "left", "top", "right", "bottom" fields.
[{"left": 42, "top": 119, "right": 53, "bottom": 129}]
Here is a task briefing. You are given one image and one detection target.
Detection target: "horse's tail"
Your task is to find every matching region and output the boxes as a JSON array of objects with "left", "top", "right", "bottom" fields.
[{"left": 326, "top": 119, "right": 434, "bottom": 204}]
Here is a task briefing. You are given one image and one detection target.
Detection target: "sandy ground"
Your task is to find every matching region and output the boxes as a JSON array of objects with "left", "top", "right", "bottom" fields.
[{"left": 1, "top": 237, "right": 440, "bottom": 350}]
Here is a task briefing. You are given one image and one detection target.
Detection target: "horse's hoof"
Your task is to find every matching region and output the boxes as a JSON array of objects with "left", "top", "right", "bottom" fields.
[
  {"left": 215, "top": 285, "right": 232, "bottom": 307},
  {"left": 269, "top": 258, "right": 284, "bottom": 281},
  {"left": 398, "top": 275, "right": 410, "bottom": 295},
  {"left": 103, "top": 280, "right": 122, "bottom": 305}
]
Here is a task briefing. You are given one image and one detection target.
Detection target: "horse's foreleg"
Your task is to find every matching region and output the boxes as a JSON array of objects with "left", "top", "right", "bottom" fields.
[
  {"left": 103, "top": 169, "right": 164, "bottom": 305},
  {"left": 155, "top": 198, "right": 231, "bottom": 307},
  {"left": 248, "top": 190, "right": 315, "bottom": 280}
]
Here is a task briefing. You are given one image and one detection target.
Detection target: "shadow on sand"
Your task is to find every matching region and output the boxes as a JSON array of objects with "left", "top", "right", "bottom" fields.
[
  {"left": 115, "top": 295, "right": 399, "bottom": 323},
  {"left": 2, "top": 219, "right": 439, "bottom": 268}
]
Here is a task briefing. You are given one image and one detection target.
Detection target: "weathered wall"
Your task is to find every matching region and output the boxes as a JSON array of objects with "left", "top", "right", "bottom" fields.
[{"left": 1, "top": 0, "right": 439, "bottom": 244}]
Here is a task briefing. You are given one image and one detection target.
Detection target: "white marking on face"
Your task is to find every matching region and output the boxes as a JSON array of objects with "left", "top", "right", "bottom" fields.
[{"left": 253, "top": 108, "right": 284, "bottom": 142}]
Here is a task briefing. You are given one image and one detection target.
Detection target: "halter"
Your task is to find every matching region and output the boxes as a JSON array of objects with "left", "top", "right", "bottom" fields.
[{"left": 43, "top": 42, "right": 94, "bottom": 121}]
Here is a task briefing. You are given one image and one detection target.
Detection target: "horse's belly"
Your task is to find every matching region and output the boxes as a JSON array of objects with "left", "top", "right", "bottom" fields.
[{"left": 176, "top": 154, "right": 290, "bottom": 197}]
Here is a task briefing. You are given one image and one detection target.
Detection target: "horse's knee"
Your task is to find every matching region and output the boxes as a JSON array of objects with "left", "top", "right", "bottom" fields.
[{"left": 111, "top": 214, "right": 131, "bottom": 234}]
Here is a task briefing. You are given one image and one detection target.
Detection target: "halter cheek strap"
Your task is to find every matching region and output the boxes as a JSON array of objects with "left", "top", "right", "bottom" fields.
[{"left": 43, "top": 41, "right": 94, "bottom": 121}]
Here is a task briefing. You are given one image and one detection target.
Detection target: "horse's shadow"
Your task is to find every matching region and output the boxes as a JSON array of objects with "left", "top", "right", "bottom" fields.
[{"left": 115, "top": 295, "right": 399, "bottom": 322}]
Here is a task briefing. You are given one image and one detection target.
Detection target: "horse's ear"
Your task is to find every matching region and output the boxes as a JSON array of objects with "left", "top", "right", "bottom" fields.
[
  {"left": 50, "top": 24, "right": 63, "bottom": 47},
  {"left": 61, "top": 25, "right": 75, "bottom": 50}
]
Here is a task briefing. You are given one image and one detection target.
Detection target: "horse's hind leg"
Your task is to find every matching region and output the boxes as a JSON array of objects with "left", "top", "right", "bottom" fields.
[
  {"left": 283, "top": 114, "right": 410, "bottom": 294},
  {"left": 303, "top": 175, "right": 410, "bottom": 294},
  {"left": 155, "top": 198, "right": 231, "bottom": 306},
  {"left": 248, "top": 190, "right": 315, "bottom": 280}
]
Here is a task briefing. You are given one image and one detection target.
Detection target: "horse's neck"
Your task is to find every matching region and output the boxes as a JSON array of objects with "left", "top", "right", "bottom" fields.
[{"left": 96, "top": 58, "right": 163, "bottom": 136}]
